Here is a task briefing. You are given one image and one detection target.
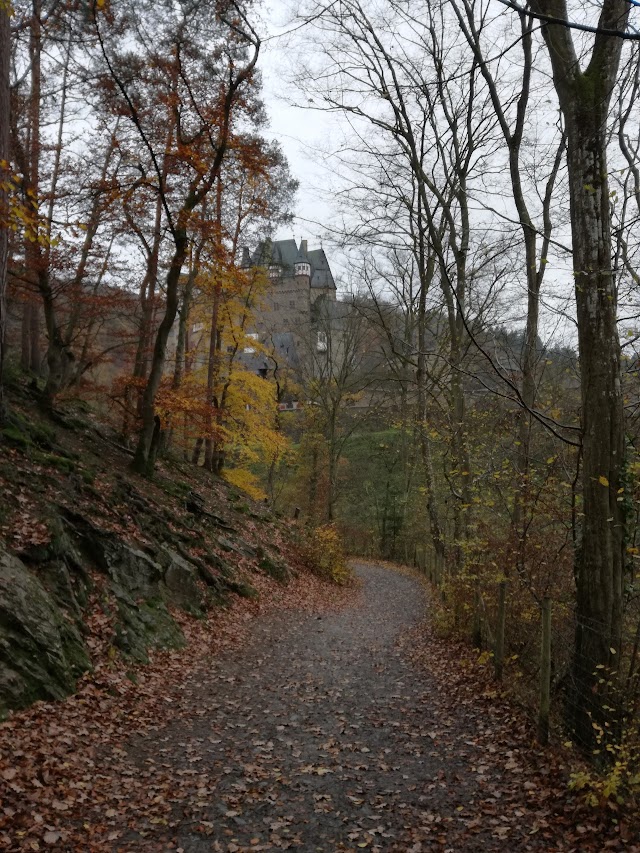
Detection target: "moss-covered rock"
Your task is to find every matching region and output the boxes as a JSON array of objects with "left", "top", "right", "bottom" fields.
[
  {"left": 113, "top": 596, "right": 184, "bottom": 663},
  {"left": 84, "top": 533, "right": 164, "bottom": 601},
  {"left": 258, "top": 554, "right": 289, "bottom": 584},
  {"left": 157, "top": 546, "right": 205, "bottom": 614},
  {"left": 0, "top": 547, "right": 91, "bottom": 716}
]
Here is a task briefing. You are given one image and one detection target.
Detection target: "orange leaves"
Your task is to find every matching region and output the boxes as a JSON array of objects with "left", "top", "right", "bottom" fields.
[
  {"left": 155, "top": 375, "right": 223, "bottom": 451},
  {"left": 0, "top": 487, "right": 51, "bottom": 554}
]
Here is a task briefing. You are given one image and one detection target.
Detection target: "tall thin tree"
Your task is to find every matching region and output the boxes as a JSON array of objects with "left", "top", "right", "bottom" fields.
[{"left": 528, "top": 0, "right": 631, "bottom": 747}]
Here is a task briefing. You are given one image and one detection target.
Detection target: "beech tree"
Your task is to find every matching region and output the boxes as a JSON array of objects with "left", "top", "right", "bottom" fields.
[
  {"left": 450, "top": 0, "right": 568, "bottom": 583},
  {"left": 298, "top": 297, "right": 383, "bottom": 522}
]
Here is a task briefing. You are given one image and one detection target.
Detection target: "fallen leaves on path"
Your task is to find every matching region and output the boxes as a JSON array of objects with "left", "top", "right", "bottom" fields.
[
  {"left": 0, "top": 568, "right": 356, "bottom": 852},
  {"left": 2, "top": 562, "right": 638, "bottom": 853}
]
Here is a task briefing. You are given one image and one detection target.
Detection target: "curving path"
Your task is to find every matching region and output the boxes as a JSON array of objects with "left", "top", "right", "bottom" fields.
[{"left": 119, "top": 563, "right": 610, "bottom": 852}]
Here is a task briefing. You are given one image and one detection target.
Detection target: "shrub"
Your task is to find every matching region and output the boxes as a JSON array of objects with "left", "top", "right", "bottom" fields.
[{"left": 302, "top": 524, "right": 352, "bottom": 585}]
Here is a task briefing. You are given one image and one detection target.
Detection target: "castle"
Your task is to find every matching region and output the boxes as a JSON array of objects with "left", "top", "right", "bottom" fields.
[{"left": 241, "top": 237, "right": 338, "bottom": 371}]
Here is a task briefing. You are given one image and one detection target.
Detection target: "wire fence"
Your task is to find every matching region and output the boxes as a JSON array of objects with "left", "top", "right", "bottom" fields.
[{"left": 415, "top": 557, "right": 640, "bottom": 765}]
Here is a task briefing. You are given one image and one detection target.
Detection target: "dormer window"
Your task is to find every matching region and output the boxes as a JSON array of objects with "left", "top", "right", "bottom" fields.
[
  {"left": 268, "top": 265, "right": 279, "bottom": 278},
  {"left": 295, "top": 262, "right": 311, "bottom": 277}
]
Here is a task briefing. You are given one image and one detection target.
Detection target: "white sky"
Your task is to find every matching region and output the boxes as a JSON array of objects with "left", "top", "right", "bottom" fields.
[
  {"left": 254, "top": 1, "right": 640, "bottom": 347},
  {"left": 259, "top": 3, "right": 344, "bottom": 251}
]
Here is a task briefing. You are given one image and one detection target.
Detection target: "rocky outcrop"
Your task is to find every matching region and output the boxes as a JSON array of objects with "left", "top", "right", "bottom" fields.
[
  {"left": 0, "top": 512, "right": 226, "bottom": 715},
  {"left": 0, "top": 548, "right": 90, "bottom": 717},
  {"left": 0, "top": 390, "right": 297, "bottom": 718}
]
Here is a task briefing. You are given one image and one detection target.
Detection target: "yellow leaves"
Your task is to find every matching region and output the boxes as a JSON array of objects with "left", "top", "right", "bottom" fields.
[
  {"left": 598, "top": 476, "right": 609, "bottom": 487},
  {"left": 302, "top": 525, "right": 352, "bottom": 585},
  {"left": 222, "top": 467, "right": 266, "bottom": 501}
]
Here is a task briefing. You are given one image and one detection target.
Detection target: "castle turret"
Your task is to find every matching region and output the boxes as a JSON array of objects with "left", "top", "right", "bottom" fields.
[{"left": 294, "top": 239, "right": 311, "bottom": 279}]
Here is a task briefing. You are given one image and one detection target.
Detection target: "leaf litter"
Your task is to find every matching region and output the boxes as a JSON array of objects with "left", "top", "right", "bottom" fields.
[{"left": 1, "top": 562, "right": 637, "bottom": 852}]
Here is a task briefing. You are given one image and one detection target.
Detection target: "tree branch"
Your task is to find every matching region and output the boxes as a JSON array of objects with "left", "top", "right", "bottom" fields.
[{"left": 497, "top": 0, "right": 640, "bottom": 40}]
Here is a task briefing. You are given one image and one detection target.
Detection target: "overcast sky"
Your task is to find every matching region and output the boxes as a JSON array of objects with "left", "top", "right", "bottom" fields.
[{"left": 259, "top": 3, "right": 343, "bottom": 250}]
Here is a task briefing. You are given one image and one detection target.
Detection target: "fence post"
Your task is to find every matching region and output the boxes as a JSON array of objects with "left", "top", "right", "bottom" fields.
[
  {"left": 494, "top": 580, "right": 507, "bottom": 681},
  {"left": 538, "top": 597, "right": 552, "bottom": 745}
]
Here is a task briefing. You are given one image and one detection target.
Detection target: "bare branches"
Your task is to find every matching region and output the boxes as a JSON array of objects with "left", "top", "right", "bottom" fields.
[{"left": 497, "top": 0, "right": 640, "bottom": 40}]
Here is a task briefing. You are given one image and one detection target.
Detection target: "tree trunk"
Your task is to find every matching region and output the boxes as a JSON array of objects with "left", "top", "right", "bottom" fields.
[
  {"left": 531, "top": 0, "right": 629, "bottom": 748},
  {"left": 327, "top": 404, "right": 339, "bottom": 523},
  {"left": 132, "top": 230, "right": 188, "bottom": 474},
  {"left": 204, "top": 181, "right": 223, "bottom": 472},
  {"left": 308, "top": 442, "right": 319, "bottom": 520},
  {"left": 567, "top": 101, "right": 625, "bottom": 746},
  {"left": 417, "top": 250, "right": 445, "bottom": 568},
  {"left": 0, "top": 0, "right": 8, "bottom": 424},
  {"left": 129, "top": 192, "right": 164, "bottom": 427},
  {"left": 24, "top": 0, "right": 42, "bottom": 377},
  {"left": 203, "top": 283, "right": 221, "bottom": 472},
  {"left": 538, "top": 597, "right": 552, "bottom": 745}
]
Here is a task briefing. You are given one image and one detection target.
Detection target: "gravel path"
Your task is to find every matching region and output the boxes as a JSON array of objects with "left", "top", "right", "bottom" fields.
[{"left": 119, "top": 563, "right": 584, "bottom": 852}]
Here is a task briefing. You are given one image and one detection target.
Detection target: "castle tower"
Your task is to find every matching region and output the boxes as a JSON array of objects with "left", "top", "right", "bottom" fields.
[
  {"left": 294, "top": 239, "right": 311, "bottom": 281},
  {"left": 241, "top": 237, "right": 337, "bottom": 375}
]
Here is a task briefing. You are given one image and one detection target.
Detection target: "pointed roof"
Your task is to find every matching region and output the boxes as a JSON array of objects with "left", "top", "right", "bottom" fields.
[
  {"left": 249, "top": 239, "right": 336, "bottom": 290},
  {"left": 307, "top": 247, "right": 335, "bottom": 290}
]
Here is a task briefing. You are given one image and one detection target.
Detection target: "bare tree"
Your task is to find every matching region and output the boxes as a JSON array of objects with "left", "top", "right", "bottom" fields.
[
  {"left": 524, "top": 0, "right": 631, "bottom": 749},
  {"left": 298, "top": 296, "right": 381, "bottom": 522},
  {"left": 450, "top": 0, "right": 567, "bottom": 577},
  {"left": 294, "top": 0, "right": 509, "bottom": 568}
]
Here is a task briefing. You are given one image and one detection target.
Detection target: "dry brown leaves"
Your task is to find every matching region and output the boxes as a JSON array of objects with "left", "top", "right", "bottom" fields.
[{"left": 0, "top": 569, "right": 356, "bottom": 852}]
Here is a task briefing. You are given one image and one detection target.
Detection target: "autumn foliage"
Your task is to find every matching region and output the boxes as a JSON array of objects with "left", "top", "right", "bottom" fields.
[{"left": 300, "top": 523, "right": 353, "bottom": 586}]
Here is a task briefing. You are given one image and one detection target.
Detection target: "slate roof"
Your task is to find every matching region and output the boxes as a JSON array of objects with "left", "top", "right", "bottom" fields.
[
  {"left": 269, "top": 331, "right": 301, "bottom": 369},
  {"left": 249, "top": 239, "right": 336, "bottom": 291},
  {"left": 306, "top": 248, "right": 335, "bottom": 290}
]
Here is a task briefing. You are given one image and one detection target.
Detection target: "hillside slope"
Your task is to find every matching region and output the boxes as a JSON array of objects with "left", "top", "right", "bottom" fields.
[{"left": 0, "top": 380, "right": 320, "bottom": 717}]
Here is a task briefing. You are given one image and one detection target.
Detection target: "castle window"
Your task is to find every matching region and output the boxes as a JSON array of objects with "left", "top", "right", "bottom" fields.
[
  {"left": 317, "top": 330, "right": 328, "bottom": 353},
  {"left": 268, "top": 265, "right": 279, "bottom": 278},
  {"left": 289, "top": 300, "right": 295, "bottom": 309},
  {"left": 244, "top": 332, "right": 259, "bottom": 354}
]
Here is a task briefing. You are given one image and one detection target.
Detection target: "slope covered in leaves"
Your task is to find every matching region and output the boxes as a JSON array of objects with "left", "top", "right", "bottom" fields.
[{"left": 0, "top": 378, "right": 335, "bottom": 716}]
